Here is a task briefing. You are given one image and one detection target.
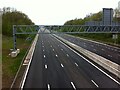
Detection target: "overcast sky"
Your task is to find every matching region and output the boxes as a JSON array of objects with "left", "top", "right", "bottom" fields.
[{"left": 0, "top": 0, "right": 120, "bottom": 25}]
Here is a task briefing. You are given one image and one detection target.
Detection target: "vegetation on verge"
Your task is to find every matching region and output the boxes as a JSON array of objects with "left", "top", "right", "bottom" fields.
[
  {"left": 1, "top": 7, "right": 35, "bottom": 88},
  {"left": 2, "top": 7, "right": 34, "bottom": 36},
  {"left": 2, "top": 35, "right": 31, "bottom": 87},
  {"left": 64, "top": 11, "right": 102, "bottom": 25},
  {"left": 64, "top": 8, "right": 120, "bottom": 45}
]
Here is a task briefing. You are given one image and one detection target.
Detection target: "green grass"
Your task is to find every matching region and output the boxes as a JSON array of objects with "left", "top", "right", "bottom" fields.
[{"left": 2, "top": 35, "right": 34, "bottom": 88}]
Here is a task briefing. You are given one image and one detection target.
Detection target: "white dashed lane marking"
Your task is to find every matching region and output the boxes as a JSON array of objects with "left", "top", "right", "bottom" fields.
[
  {"left": 102, "top": 49, "right": 104, "bottom": 51},
  {"left": 97, "top": 44, "right": 99, "bottom": 46},
  {"left": 66, "top": 54, "right": 69, "bottom": 57},
  {"left": 45, "top": 65, "right": 47, "bottom": 69},
  {"left": 75, "top": 63, "right": 78, "bottom": 67},
  {"left": 70, "top": 82, "right": 76, "bottom": 90},
  {"left": 111, "top": 48, "right": 114, "bottom": 50},
  {"left": 61, "top": 49, "right": 63, "bottom": 51},
  {"left": 108, "top": 55, "right": 112, "bottom": 57},
  {"left": 47, "top": 84, "right": 50, "bottom": 90},
  {"left": 56, "top": 54, "right": 58, "bottom": 57},
  {"left": 44, "top": 55, "right": 46, "bottom": 58},
  {"left": 52, "top": 49, "right": 54, "bottom": 51},
  {"left": 93, "top": 49, "right": 97, "bottom": 51},
  {"left": 61, "top": 64, "right": 64, "bottom": 67},
  {"left": 91, "top": 45, "right": 94, "bottom": 47}
]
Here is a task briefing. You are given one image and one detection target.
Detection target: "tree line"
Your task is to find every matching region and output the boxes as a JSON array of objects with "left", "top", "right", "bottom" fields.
[
  {"left": 63, "top": 8, "right": 120, "bottom": 45},
  {"left": 64, "top": 8, "right": 120, "bottom": 25},
  {"left": 2, "top": 7, "right": 34, "bottom": 36}
]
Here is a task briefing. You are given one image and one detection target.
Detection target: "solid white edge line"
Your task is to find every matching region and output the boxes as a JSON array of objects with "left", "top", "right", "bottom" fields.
[
  {"left": 91, "top": 80, "right": 99, "bottom": 87},
  {"left": 20, "top": 43, "right": 36, "bottom": 89},
  {"left": 52, "top": 35, "right": 120, "bottom": 85},
  {"left": 71, "top": 82, "right": 76, "bottom": 90},
  {"left": 48, "top": 84, "right": 50, "bottom": 90}
]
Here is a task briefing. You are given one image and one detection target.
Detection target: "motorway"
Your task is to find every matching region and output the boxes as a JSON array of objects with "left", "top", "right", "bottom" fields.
[
  {"left": 58, "top": 34, "right": 120, "bottom": 65},
  {"left": 23, "top": 34, "right": 120, "bottom": 89}
]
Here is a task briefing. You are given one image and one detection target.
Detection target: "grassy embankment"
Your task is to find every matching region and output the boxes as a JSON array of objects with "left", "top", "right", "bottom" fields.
[{"left": 2, "top": 35, "right": 34, "bottom": 88}]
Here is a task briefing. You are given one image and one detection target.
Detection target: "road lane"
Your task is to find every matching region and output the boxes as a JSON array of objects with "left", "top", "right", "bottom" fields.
[
  {"left": 42, "top": 35, "right": 73, "bottom": 88},
  {"left": 58, "top": 34, "right": 120, "bottom": 65},
  {"left": 48, "top": 35, "right": 95, "bottom": 88},
  {"left": 23, "top": 34, "right": 120, "bottom": 88},
  {"left": 51, "top": 34, "right": 120, "bottom": 88},
  {"left": 24, "top": 34, "right": 73, "bottom": 88}
]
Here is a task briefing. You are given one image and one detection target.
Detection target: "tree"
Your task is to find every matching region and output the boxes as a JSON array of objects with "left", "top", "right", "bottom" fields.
[{"left": 2, "top": 7, "right": 34, "bottom": 37}]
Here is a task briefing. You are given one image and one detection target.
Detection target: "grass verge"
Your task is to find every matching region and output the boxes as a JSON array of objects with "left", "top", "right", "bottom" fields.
[{"left": 2, "top": 35, "right": 34, "bottom": 88}]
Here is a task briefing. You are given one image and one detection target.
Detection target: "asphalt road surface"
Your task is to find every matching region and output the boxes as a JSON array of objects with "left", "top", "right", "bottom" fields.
[
  {"left": 23, "top": 34, "right": 120, "bottom": 89},
  {"left": 58, "top": 34, "right": 120, "bottom": 65}
]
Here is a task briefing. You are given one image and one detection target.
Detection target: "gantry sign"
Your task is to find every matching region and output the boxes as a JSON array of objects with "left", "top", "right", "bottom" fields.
[{"left": 13, "top": 25, "right": 120, "bottom": 50}]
